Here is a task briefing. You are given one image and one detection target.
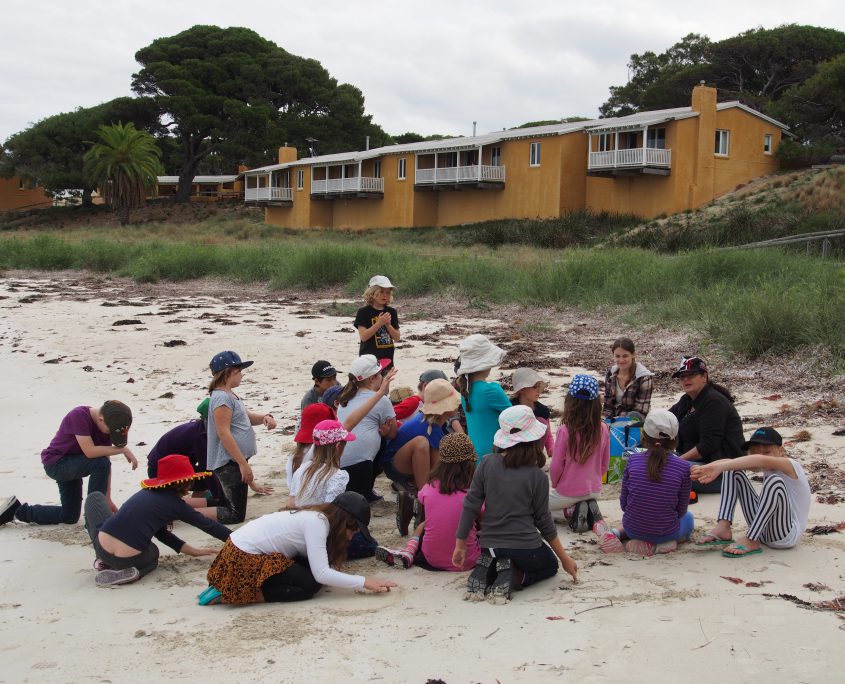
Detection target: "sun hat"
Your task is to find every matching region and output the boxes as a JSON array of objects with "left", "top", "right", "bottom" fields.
[
  {"left": 438, "top": 432, "right": 478, "bottom": 463},
  {"left": 100, "top": 400, "right": 132, "bottom": 447},
  {"left": 643, "top": 409, "right": 679, "bottom": 441},
  {"left": 321, "top": 384, "right": 343, "bottom": 407},
  {"left": 743, "top": 426, "right": 783, "bottom": 450},
  {"left": 142, "top": 454, "right": 209, "bottom": 489},
  {"left": 349, "top": 354, "right": 391, "bottom": 381},
  {"left": 389, "top": 386, "right": 415, "bottom": 403},
  {"left": 511, "top": 368, "right": 545, "bottom": 394},
  {"left": 368, "top": 275, "right": 395, "bottom": 289},
  {"left": 455, "top": 334, "right": 507, "bottom": 375},
  {"left": 419, "top": 369, "right": 448, "bottom": 385},
  {"left": 671, "top": 355, "right": 708, "bottom": 378},
  {"left": 196, "top": 397, "right": 210, "bottom": 421},
  {"left": 422, "top": 379, "right": 461, "bottom": 415},
  {"left": 312, "top": 419, "right": 357, "bottom": 446},
  {"left": 331, "top": 491, "right": 375, "bottom": 543},
  {"left": 295, "top": 404, "right": 335, "bottom": 444},
  {"left": 493, "top": 405, "right": 548, "bottom": 450},
  {"left": 568, "top": 374, "right": 599, "bottom": 401},
  {"left": 210, "top": 350, "right": 254, "bottom": 375},
  {"left": 311, "top": 360, "right": 338, "bottom": 379}
]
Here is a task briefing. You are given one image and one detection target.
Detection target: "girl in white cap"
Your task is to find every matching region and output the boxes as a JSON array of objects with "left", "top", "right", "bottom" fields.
[
  {"left": 453, "top": 405, "right": 578, "bottom": 602},
  {"left": 455, "top": 334, "right": 510, "bottom": 460},
  {"left": 354, "top": 275, "right": 400, "bottom": 365}
]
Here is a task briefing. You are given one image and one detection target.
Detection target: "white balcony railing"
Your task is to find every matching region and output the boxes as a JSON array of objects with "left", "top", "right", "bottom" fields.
[
  {"left": 311, "top": 176, "right": 384, "bottom": 194},
  {"left": 244, "top": 186, "right": 293, "bottom": 202},
  {"left": 588, "top": 148, "right": 671, "bottom": 170},
  {"left": 415, "top": 164, "right": 506, "bottom": 184}
]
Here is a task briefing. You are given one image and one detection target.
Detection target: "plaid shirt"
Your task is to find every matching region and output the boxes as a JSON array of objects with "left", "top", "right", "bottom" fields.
[{"left": 603, "top": 366, "right": 653, "bottom": 418}]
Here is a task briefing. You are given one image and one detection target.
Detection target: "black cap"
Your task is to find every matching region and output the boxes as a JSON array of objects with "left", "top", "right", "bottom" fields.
[
  {"left": 331, "top": 492, "right": 375, "bottom": 544},
  {"left": 671, "top": 355, "right": 708, "bottom": 378},
  {"left": 101, "top": 400, "right": 132, "bottom": 448},
  {"left": 743, "top": 427, "right": 783, "bottom": 450},
  {"left": 312, "top": 360, "right": 337, "bottom": 379}
]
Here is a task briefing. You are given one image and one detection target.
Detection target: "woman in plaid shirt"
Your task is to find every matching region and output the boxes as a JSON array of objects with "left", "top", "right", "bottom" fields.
[{"left": 602, "top": 338, "right": 654, "bottom": 419}]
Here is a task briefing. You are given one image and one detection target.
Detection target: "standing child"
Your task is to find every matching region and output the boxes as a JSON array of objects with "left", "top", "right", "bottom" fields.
[
  {"left": 549, "top": 374, "right": 610, "bottom": 533},
  {"left": 376, "top": 433, "right": 481, "bottom": 571},
  {"left": 510, "top": 367, "right": 555, "bottom": 458},
  {"left": 691, "top": 427, "right": 811, "bottom": 558},
  {"left": 455, "top": 334, "right": 510, "bottom": 460},
  {"left": 599, "top": 409, "right": 693, "bottom": 556},
  {"left": 354, "top": 275, "right": 400, "bottom": 366},
  {"left": 206, "top": 351, "right": 275, "bottom": 525},
  {"left": 453, "top": 406, "right": 578, "bottom": 602}
]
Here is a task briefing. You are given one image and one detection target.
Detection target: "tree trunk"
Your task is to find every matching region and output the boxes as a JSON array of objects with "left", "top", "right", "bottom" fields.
[
  {"left": 82, "top": 188, "right": 93, "bottom": 208},
  {"left": 175, "top": 133, "right": 206, "bottom": 203},
  {"left": 118, "top": 205, "right": 130, "bottom": 226}
]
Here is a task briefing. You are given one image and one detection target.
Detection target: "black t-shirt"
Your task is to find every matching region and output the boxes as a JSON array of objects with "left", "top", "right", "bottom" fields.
[
  {"left": 669, "top": 384, "right": 744, "bottom": 462},
  {"left": 510, "top": 398, "right": 551, "bottom": 421},
  {"left": 354, "top": 305, "right": 399, "bottom": 360}
]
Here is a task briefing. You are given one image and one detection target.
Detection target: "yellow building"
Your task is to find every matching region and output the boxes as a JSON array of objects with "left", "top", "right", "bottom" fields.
[
  {"left": 245, "top": 86, "right": 789, "bottom": 229},
  {"left": 0, "top": 176, "right": 52, "bottom": 212},
  {"left": 155, "top": 170, "right": 245, "bottom": 201}
]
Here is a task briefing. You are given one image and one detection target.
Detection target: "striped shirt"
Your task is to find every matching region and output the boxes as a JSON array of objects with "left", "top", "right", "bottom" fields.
[{"left": 621, "top": 450, "right": 691, "bottom": 539}]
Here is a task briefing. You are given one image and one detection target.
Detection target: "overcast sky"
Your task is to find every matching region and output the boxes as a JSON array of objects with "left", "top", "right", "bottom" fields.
[{"left": 1, "top": 0, "right": 843, "bottom": 147}]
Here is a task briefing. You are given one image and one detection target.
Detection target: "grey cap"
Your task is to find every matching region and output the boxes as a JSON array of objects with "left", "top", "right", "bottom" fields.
[{"left": 419, "top": 369, "right": 448, "bottom": 385}]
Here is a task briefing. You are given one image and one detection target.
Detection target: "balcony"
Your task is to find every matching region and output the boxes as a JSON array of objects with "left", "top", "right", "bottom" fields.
[
  {"left": 415, "top": 164, "right": 505, "bottom": 187},
  {"left": 311, "top": 176, "right": 383, "bottom": 198},
  {"left": 245, "top": 187, "right": 292, "bottom": 203},
  {"left": 588, "top": 148, "right": 671, "bottom": 175}
]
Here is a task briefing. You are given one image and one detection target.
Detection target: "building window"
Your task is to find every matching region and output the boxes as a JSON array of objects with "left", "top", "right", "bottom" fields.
[
  {"left": 715, "top": 129, "right": 730, "bottom": 156},
  {"left": 491, "top": 146, "right": 501, "bottom": 166},
  {"left": 529, "top": 142, "right": 541, "bottom": 167},
  {"left": 646, "top": 128, "right": 666, "bottom": 149},
  {"left": 373, "top": 160, "right": 381, "bottom": 178},
  {"left": 763, "top": 134, "right": 772, "bottom": 155},
  {"left": 296, "top": 169, "right": 304, "bottom": 190},
  {"left": 597, "top": 134, "right": 612, "bottom": 152},
  {"left": 398, "top": 158, "right": 406, "bottom": 180}
]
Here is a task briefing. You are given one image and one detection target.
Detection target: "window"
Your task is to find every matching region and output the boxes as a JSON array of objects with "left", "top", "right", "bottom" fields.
[
  {"left": 763, "top": 134, "right": 772, "bottom": 155},
  {"left": 646, "top": 128, "right": 666, "bottom": 149},
  {"left": 529, "top": 142, "right": 541, "bottom": 167},
  {"left": 597, "top": 134, "right": 612, "bottom": 152},
  {"left": 398, "top": 158, "right": 406, "bottom": 180},
  {"left": 715, "top": 129, "right": 730, "bottom": 156},
  {"left": 373, "top": 160, "right": 381, "bottom": 178},
  {"left": 491, "top": 146, "right": 501, "bottom": 166},
  {"left": 296, "top": 169, "right": 304, "bottom": 190}
]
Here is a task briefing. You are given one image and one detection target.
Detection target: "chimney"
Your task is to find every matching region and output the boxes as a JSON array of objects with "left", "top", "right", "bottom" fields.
[
  {"left": 473, "top": 121, "right": 477, "bottom": 137},
  {"left": 365, "top": 136, "right": 370, "bottom": 150},
  {"left": 278, "top": 146, "right": 298, "bottom": 164}
]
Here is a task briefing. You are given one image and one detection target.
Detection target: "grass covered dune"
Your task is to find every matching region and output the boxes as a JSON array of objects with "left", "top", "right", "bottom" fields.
[{"left": 0, "top": 233, "right": 842, "bottom": 362}]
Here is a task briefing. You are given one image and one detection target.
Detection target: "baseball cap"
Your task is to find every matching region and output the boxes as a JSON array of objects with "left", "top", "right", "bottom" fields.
[
  {"left": 568, "top": 374, "right": 599, "bottom": 401},
  {"left": 643, "top": 409, "right": 679, "bottom": 440},
  {"left": 209, "top": 351, "right": 254, "bottom": 375},
  {"left": 671, "top": 356, "right": 708, "bottom": 378},
  {"left": 743, "top": 427, "right": 783, "bottom": 450},
  {"left": 368, "top": 275, "right": 395, "bottom": 289},
  {"left": 419, "top": 369, "right": 448, "bottom": 385},
  {"left": 100, "top": 400, "right": 132, "bottom": 448},
  {"left": 321, "top": 384, "right": 344, "bottom": 408},
  {"left": 332, "top": 492, "right": 375, "bottom": 543},
  {"left": 311, "top": 360, "right": 337, "bottom": 379},
  {"left": 349, "top": 355, "right": 391, "bottom": 381}
]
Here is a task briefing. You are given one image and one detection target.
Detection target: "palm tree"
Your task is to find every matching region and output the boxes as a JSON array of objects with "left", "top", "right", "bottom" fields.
[{"left": 84, "top": 122, "right": 163, "bottom": 225}]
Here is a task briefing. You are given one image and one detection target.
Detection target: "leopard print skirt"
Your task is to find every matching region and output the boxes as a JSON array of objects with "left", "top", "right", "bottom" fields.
[{"left": 207, "top": 538, "right": 295, "bottom": 605}]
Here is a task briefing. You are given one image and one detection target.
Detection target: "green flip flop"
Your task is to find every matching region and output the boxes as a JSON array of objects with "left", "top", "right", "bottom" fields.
[{"left": 722, "top": 544, "right": 763, "bottom": 558}]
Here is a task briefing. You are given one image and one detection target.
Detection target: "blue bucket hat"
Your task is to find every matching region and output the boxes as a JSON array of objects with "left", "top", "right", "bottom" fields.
[
  {"left": 568, "top": 374, "right": 599, "bottom": 401},
  {"left": 209, "top": 351, "right": 254, "bottom": 375}
]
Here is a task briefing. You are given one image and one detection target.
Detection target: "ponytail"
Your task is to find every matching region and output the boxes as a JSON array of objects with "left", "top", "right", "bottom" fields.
[
  {"left": 457, "top": 375, "right": 473, "bottom": 412},
  {"left": 337, "top": 374, "right": 364, "bottom": 407},
  {"left": 640, "top": 433, "right": 678, "bottom": 483}
]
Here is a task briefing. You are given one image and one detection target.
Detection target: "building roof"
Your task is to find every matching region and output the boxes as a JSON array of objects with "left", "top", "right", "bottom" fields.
[{"left": 157, "top": 175, "right": 240, "bottom": 185}]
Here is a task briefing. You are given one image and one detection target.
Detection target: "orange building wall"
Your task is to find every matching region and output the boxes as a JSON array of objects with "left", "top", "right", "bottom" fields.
[
  {"left": 0, "top": 177, "right": 51, "bottom": 211},
  {"left": 711, "top": 109, "right": 782, "bottom": 198}
]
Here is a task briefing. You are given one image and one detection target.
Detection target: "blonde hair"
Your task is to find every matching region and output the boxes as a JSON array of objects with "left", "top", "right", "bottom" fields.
[
  {"left": 363, "top": 285, "right": 394, "bottom": 306},
  {"left": 298, "top": 444, "right": 342, "bottom": 497}
]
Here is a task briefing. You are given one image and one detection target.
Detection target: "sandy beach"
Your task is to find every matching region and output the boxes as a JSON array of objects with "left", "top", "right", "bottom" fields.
[{"left": 1, "top": 271, "right": 843, "bottom": 683}]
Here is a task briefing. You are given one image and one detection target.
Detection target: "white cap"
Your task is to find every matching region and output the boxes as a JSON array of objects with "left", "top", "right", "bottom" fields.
[
  {"left": 511, "top": 368, "right": 544, "bottom": 394},
  {"left": 349, "top": 354, "right": 391, "bottom": 381},
  {"left": 643, "top": 409, "right": 679, "bottom": 440},
  {"left": 368, "top": 275, "right": 394, "bottom": 289}
]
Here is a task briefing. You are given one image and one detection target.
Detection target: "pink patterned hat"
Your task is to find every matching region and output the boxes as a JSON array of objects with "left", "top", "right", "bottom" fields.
[{"left": 312, "top": 419, "right": 357, "bottom": 446}]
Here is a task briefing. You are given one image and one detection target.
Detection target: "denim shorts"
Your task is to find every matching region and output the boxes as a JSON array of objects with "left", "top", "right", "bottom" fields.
[{"left": 381, "top": 456, "right": 413, "bottom": 487}]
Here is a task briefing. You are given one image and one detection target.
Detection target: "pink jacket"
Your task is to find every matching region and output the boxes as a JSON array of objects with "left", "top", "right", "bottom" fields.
[{"left": 549, "top": 423, "right": 610, "bottom": 497}]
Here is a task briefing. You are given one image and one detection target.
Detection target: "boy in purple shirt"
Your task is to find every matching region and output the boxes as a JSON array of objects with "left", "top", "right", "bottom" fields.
[{"left": 1, "top": 401, "right": 136, "bottom": 526}]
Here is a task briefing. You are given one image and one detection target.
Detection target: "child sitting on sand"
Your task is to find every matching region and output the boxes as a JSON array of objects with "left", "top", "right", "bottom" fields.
[
  {"left": 510, "top": 367, "right": 555, "bottom": 458},
  {"left": 355, "top": 275, "right": 400, "bottom": 366},
  {"left": 598, "top": 409, "right": 693, "bottom": 556},
  {"left": 453, "top": 405, "right": 578, "bottom": 602},
  {"left": 548, "top": 374, "right": 610, "bottom": 533},
  {"left": 295, "top": 360, "right": 340, "bottom": 432},
  {"left": 287, "top": 420, "right": 355, "bottom": 508},
  {"left": 376, "top": 432, "right": 481, "bottom": 571},
  {"left": 691, "top": 427, "right": 811, "bottom": 558},
  {"left": 84, "top": 454, "right": 231, "bottom": 587},
  {"left": 206, "top": 351, "right": 275, "bottom": 524}
]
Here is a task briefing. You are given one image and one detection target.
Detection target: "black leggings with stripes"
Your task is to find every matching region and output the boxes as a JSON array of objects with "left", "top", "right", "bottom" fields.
[{"left": 717, "top": 471, "right": 793, "bottom": 543}]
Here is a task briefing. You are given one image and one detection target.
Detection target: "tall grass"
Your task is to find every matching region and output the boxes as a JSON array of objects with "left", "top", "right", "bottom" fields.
[{"left": 1, "top": 233, "right": 842, "bottom": 363}]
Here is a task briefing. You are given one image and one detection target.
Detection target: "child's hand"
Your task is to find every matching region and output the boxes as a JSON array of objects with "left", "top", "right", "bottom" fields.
[
  {"left": 123, "top": 448, "right": 138, "bottom": 470},
  {"left": 363, "top": 576, "right": 397, "bottom": 592},
  {"left": 378, "top": 312, "right": 392, "bottom": 326},
  {"left": 691, "top": 462, "right": 720, "bottom": 484},
  {"left": 452, "top": 540, "right": 468, "bottom": 570},
  {"left": 249, "top": 481, "right": 274, "bottom": 495},
  {"left": 239, "top": 462, "right": 254, "bottom": 485},
  {"left": 182, "top": 544, "right": 219, "bottom": 558},
  {"left": 561, "top": 555, "right": 578, "bottom": 583},
  {"left": 378, "top": 418, "right": 396, "bottom": 437},
  {"left": 263, "top": 414, "right": 277, "bottom": 430}
]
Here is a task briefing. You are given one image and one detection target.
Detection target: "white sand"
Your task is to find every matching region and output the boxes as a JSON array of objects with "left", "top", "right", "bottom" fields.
[{"left": 1, "top": 272, "right": 843, "bottom": 683}]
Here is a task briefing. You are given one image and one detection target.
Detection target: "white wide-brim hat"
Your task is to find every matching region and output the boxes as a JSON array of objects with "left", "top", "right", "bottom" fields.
[{"left": 456, "top": 334, "right": 507, "bottom": 375}]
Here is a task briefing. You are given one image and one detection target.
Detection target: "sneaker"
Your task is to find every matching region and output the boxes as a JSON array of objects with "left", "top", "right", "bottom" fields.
[
  {"left": 93, "top": 559, "right": 112, "bottom": 571},
  {"left": 0, "top": 496, "right": 21, "bottom": 526},
  {"left": 395, "top": 490, "right": 415, "bottom": 536},
  {"left": 563, "top": 505, "right": 575, "bottom": 519},
  {"left": 95, "top": 567, "right": 140, "bottom": 587},
  {"left": 465, "top": 551, "right": 497, "bottom": 599},
  {"left": 599, "top": 532, "right": 625, "bottom": 554},
  {"left": 569, "top": 501, "right": 589, "bottom": 534},
  {"left": 655, "top": 541, "right": 678, "bottom": 554},
  {"left": 375, "top": 546, "right": 398, "bottom": 567},
  {"left": 487, "top": 558, "right": 514, "bottom": 601},
  {"left": 394, "top": 549, "right": 415, "bottom": 569},
  {"left": 365, "top": 489, "right": 384, "bottom": 504},
  {"left": 586, "top": 499, "right": 603, "bottom": 528},
  {"left": 625, "top": 539, "right": 655, "bottom": 557}
]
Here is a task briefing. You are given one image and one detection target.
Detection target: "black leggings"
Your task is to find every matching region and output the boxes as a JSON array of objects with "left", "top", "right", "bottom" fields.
[
  {"left": 261, "top": 559, "right": 322, "bottom": 602},
  {"left": 342, "top": 461, "right": 374, "bottom": 498},
  {"left": 214, "top": 461, "right": 248, "bottom": 524}
]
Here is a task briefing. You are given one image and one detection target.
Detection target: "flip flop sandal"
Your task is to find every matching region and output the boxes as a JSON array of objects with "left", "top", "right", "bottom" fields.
[
  {"left": 695, "top": 536, "right": 734, "bottom": 547},
  {"left": 722, "top": 545, "right": 763, "bottom": 558},
  {"left": 198, "top": 586, "right": 222, "bottom": 605}
]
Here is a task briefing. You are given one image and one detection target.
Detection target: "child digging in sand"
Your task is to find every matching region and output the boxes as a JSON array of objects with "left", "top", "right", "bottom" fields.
[
  {"left": 453, "top": 405, "right": 578, "bottom": 602},
  {"left": 691, "top": 427, "right": 811, "bottom": 558}
]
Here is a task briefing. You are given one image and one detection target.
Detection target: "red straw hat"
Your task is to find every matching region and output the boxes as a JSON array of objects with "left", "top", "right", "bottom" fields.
[
  {"left": 295, "top": 403, "right": 335, "bottom": 444},
  {"left": 141, "top": 454, "right": 210, "bottom": 489}
]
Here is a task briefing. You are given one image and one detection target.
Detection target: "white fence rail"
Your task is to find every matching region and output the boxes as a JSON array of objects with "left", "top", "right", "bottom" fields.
[
  {"left": 245, "top": 186, "right": 292, "bottom": 202},
  {"left": 588, "top": 148, "right": 671, "bottom": 170},
  {"left": 415, "top": 165, "right": 506, "bottom": 184},
  {"left": 311, "top": 176, "right": 384, "bottom": 194}
]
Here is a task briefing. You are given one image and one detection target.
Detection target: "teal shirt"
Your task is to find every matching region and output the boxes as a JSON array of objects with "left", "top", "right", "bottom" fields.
[{"left": 462, "top": 380, "right": 511, "bottom": 460}]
